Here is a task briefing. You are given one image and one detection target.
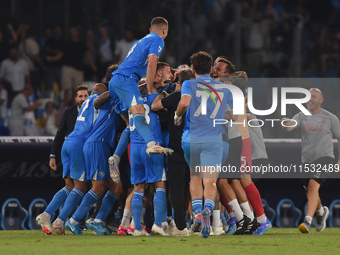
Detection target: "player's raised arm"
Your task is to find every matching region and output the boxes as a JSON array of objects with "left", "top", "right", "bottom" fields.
[
  {"left": 94, "top": 90, "right": 111, "bottom": 109},
  {"left": 146, "top": 54, "right": 159, "bottom": 95}
]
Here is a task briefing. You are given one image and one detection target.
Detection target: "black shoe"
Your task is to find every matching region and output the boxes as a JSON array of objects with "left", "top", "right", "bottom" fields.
[
  {"left": 106, "top": 215, "right": 121, "bottom": 233},
  {"left": 244, "top": 217, "right": 260, "bottom": 235},
  {"left": 234, "top": 215, "right": 251, "bottom": 235}
]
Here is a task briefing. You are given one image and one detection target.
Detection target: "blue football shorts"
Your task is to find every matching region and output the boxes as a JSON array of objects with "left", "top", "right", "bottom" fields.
[
  {"left": 130, "top": 143, "right": 166, "bottom": 185},
  {"left": 182, "top": 140, "right": 222, "bottom": 178},
  {"left": 61, "top": 140, "right": 87, "bottom": 182},
  {"left": 109, "top": 73, "right": 144, "bottom": 114},
  {"left": 83, "top": 141, "right": 111, "bottom": 181}
]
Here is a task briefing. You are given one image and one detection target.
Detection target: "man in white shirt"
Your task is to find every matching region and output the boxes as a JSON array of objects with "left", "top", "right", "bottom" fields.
[
  {"left": 114, "top": 29, "right": 136, "bottom": 63},
  {"left": 8, "top": 84, "right": 41, "bottom": 135},
  {"left": 0, "top": 46, "right": 30, "bottom": 96}
]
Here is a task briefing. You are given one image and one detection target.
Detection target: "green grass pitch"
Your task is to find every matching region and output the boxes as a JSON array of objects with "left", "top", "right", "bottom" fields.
[{"left": 1, "top": 228, "right": 340, "bottom": 255}]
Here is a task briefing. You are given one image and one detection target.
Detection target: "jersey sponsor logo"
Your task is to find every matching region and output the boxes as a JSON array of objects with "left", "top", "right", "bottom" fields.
[{"left": 304, "top": 124, "right": 324, "bottom": 131}]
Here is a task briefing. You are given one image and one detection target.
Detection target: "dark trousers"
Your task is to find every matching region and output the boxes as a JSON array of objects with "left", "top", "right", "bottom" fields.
[{"left": 167, "top": 149, "right": 190, "bottom": 230}]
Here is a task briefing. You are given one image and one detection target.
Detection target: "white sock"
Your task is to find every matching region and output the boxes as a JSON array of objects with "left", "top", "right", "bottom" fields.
[
  {"left": 305, "top": 216, "right": 312, "bottom": 224},
  {"left": 316, "top": 206, "right": 324, "bottom": 216},
  {"left": 229, "top": 211, "right": 236, "bottom": 218},
  {"left": 43, "top": 212, "right": 51, "bottom": 219},
  {"left": 257, "top": 214, "right": 267, "bottom": 224},
  {"left": 55, "top": 218, "right": 64, "bottom": 225},
  {"left": 212, "top": 210, "right": 221, "bottom": 229},
  {"left": 240, "top": 202, "right": 254, "bottom": 220},
  {"left": 94, "top": 219, "right": 103, "bottom": 223},
  {"left": 228, "top": 199, "right": 243, "bottom": 222},
  {"left": 121, "top": 209, "right": 132, "bottom": 228},
  {"left": 69, "top": 218, "right": 78, "bottom": 225},
  {"left": 130, "top": 217, "right": 135, "bottom": 228}
]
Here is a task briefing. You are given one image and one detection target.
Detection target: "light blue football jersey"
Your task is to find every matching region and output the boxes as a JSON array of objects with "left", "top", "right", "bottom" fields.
[
  {"left": 129, "top": 93, "right": 163, "bottom": 144},
  {"left": 66, "top": 94, "right": 99, "bottom": 144},
  {"left": 181, "top": 75, "right": 233, "bottom": 144},
  {"left": 113, "top": 33, "right": 164, "bottom": 80},
  {"left": 85, "top": 97, "right": 121, "bottom": 148}
]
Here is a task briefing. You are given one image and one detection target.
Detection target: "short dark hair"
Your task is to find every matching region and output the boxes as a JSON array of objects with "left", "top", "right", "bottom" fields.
[
  {"left": 170, "top": 67, "right": 176, "bottom": 76},
  {"left": 156, "top": 62, "right": 170, "bottom": 72},
  {"left": 218, "top": 59, "right": 236, "bottom": 74},
  {"left": 105, "top": 64, "right": 119, "bottom": 83},
  {"left": 217, "top": 55, "right": 230, "bottom": 61},
  {"left": 178, "top": 69, "right": 195, "bottom": 85},
  {"left": 75, "top": 85, "right": 89, "bottom": 95},
  {"left": 151, "top": 17, "right": 168, "bottom": 28},
  {"left": 190, "top": 51, "right": 213, "bottom": 75}
]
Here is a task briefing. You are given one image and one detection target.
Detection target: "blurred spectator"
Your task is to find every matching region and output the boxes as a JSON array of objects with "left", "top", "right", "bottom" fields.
[
  {"left": 243, "top": 9, "right": 271, "bottom": 70},
  {"left": 84, "top": 28, "right": 98, "bottom": 82},
  {"left": 98, "top": 24, "right": 114, "bottom": 80},
  {"left": 38, "top": 27, "right": 53, "bottom": 50},
  {"left": 302, "top": 62, "right": 321, "bottom": 78},
  {"left": 39, "top": 100, "right": 60, "bottom": 136},
  {"left": 0, "top": 83, "right": 7, "bottom": 126},
  {"left": 262, "top": 0, "right": 287, "bottom": 23},
  {"left": 323, "top": 57, "right": 338, "bottom": 77},
  {"left": 43, "top": 25, "right": 64, "bottom": 99},
  {"left": 0, "top": 45, "right": 30, "bottom": 102},
  {"left": 61, "top": 26, "right": 96, "bottom": 105},
  {"left": 25, "top": 88, "right": 40, "bottom": 136},
  {"left": 114, "top": 29, "right": 136, "bottom": 64},
  {"left": 266, "top": 41, "right": 287, "bottom": 71},
  {"left": 187, "top": 4, "right": 209, "bottom": 53},
  {"left": 0, "top": 30, "right": 10, "bottom": 63},
  {"left": 5, "top": 23, "right": 20, "bottom": 45},
  {"left": 8, "top": 84, "right": 41, "bottom": 136},
  {"left": 328, "top": 0, "right": 340, "bottom": 27},
  {"left": 18, "top": 27, "right": 44, "bottom": 95}
]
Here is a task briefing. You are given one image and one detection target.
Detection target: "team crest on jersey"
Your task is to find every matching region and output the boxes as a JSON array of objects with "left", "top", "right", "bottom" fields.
[{"left": 158, "top": 46, "right": 162, "bottom": 52}]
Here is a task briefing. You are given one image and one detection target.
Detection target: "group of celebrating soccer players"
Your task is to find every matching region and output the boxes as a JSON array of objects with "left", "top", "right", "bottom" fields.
[{"left": 36, "top": 16, "right": 336, "bottom": 238}]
